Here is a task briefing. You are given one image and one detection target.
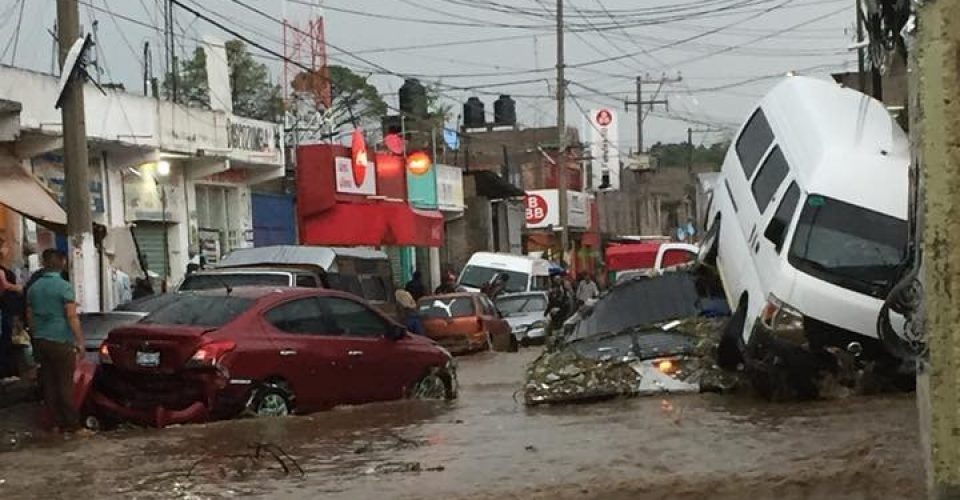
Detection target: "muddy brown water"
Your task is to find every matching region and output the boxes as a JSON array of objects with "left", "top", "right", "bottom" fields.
[{"left": 0, "top": 349, "right": 923, "bottom": 499}]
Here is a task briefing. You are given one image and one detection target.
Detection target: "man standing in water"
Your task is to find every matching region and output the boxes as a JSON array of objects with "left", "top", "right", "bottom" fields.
[{"left": 27, "top": 249, "right": 87, "bottom": 433}]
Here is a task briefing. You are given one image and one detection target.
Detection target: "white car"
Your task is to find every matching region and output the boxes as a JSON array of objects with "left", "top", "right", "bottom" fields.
[{"left": 495, "top": 292, "right": 550, "bottom": 345}]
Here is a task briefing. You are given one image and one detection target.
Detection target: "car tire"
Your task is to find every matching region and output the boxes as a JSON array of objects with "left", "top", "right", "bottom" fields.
[
  {"left": 717, "top": 300, "right": 746, "bottom": 370},
  {"left": 411, "top": 370, "right": 451, "bottom": 400},
  {"left": 246, "top": 384, "right": 294, "bottom": 417}
]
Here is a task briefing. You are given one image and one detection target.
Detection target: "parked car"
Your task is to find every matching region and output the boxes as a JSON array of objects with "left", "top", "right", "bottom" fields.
[
  {"left": 178, "top": 267, "right": 324, "bottom": 291},
  {"left": 80, "top": 311, "right": 147, "bottom": 364},
  {"left": 214, "top": 245, "right": 397, "bottom": 315},
  {"left": 495, "top": 292, "right": 549, "bottom": 345},
  {"left": 458, "top": 252, "right": 551, "bottom": 294},
  {"left": 700, "top": 76, "right": 909, "bottom": 397},
  {"left": 114, "top": 292, "right": 181, "bottom": 314},
  {"left": 418, "top": 293, "right": 517, "bottom": 354},
  {"left": 91, "top": 287, "right": 457, "bottom": 427},
  {"left": 606, "top": 242, "right": 699, "bottom": 283}
]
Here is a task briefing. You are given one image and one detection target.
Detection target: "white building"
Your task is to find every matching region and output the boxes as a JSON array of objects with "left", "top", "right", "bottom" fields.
[{"left": 0, "top": 65, "right": 284, "bottom": 311}]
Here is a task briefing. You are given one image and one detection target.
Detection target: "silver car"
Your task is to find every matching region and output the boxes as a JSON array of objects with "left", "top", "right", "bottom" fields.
[{"left": 495, "top": 292, "right": 549, "bottom": 346}]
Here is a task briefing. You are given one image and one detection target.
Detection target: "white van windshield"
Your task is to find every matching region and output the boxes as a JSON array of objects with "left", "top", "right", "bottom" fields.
[
  {"left": 788, "top": 194, "right": 906, "bottom": 298},
  {"left": 459, "top": 266, "right": 529, "bottom": 293}
]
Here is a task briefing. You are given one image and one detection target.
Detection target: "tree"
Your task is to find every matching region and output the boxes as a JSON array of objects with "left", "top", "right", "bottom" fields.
[
  {"left": 290, "top": 65, "right": 387, "bottom": 138},
  {"left": 163, "top": 40, "right": 282, "bottom": 122},
  {"left": 649, "top": 140, "right": 729, "bottom": 169}
]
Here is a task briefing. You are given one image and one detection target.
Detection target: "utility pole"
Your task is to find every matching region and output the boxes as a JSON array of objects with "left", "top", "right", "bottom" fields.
[
  {"left": 556, "top": 0, "right": 568, "bottom": 264},
  {"left": 56, "top": 0, "right": 96, "bottom": 312},
  {"left": 913, "top": 1, "right": 960, "bottom": 498},
  {"left": 625, "top": 75, "right": 680, "bottom": 153}
]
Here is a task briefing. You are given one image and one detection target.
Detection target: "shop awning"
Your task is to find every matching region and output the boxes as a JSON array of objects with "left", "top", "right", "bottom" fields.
[
  {"left": 467, "top": 170, "right": 525, "bottom": 200},
  {"left": 0, "top": 162, "right": 67, "bottom": 231},
  {"left": 300, "top": 202, "right": 444, "bottom": 247}
]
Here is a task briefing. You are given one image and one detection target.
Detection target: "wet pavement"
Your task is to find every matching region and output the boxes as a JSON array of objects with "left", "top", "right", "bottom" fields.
[{"left": 0, "top": 349, "right": 923, "bottom": 499}]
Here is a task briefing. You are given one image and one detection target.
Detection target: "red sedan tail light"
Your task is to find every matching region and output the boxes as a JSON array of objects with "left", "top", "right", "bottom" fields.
[
  {"left": 186, "top": 340, "right": 236, "bottom": 368},
  {"left": 99, "top": 343, "right": 112, "bottom": 364}
]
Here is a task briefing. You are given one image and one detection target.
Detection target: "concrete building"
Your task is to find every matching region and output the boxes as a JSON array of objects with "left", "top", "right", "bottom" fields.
[{"left": 0, "top": 65, "right": 283, "bottom": 311}]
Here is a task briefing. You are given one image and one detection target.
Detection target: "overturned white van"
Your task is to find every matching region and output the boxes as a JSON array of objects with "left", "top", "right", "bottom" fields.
[{"left": 701, "top": 76, "right": 909, "bottom": 397}]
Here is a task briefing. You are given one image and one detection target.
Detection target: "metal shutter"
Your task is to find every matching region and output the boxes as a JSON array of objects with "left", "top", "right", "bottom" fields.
[{"left": 132, "top": 222, "right": 168, "bottom": 278}]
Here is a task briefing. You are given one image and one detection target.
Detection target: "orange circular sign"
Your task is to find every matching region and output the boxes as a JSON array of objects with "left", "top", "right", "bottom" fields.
[{"left": 406, "top": 151, "right": 432, "bottom": 176}]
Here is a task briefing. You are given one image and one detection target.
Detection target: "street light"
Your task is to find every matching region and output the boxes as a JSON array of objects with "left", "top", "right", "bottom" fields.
[{"left": 156, "top": 160, "right": 171, "bottom": 177}]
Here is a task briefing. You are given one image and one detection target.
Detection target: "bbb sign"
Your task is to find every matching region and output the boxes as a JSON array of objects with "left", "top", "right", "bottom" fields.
[{"left": 525, "top": 194, "right": 548, "bottom": 225}]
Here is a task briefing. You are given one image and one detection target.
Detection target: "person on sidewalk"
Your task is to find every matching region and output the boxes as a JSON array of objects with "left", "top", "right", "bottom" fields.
[
  {"left": 0, "top": 237, "right": 25, "bottom": 379},
  {"left": 575, "top": 272, "right": 600, "bottom": 307},
  {"left": 26, "top": 249, "right": 87, "bottom": 433},
  {"left": 405, "top": 270, "right": 427, "bottom": 301}
]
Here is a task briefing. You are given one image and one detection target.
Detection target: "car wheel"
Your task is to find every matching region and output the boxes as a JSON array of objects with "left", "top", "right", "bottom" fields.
[
  {"left": 412, "top": 371, "right": 449, "bottom": 400},
  {"left": 717, "top": 300, "right": 746, "bottom": 370},
  {"left": 247, "top": 385, "right": 293, "bottom": 417}
]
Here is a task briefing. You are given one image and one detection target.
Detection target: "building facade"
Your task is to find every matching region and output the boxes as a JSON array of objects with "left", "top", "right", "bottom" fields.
[{"left": 0, "top": 66, "right": 283, "bottom": 311}]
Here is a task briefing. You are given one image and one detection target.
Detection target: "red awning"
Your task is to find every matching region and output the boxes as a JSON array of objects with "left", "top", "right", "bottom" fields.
[
  {"left": 605, "top": 243, "right": 661, "bottom": 272},
  {"left": 300, "top": 202, "right": 444, "bottom": 247}
]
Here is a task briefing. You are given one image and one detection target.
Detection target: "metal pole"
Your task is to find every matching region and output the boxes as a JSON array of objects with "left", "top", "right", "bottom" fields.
[
  {"left": 915, "top": 2, "right": 960, "bottom": 497},
  {"left": 56, "top": 0, "right": 96, "bottom": 312},
  {"left": 856, "top": 0, "right": 866, "bottom": 93},
  {"left": 636, "top": 76, "right": 643, "bottom": 153},
  {"left": 160, "top": 183, "right": 169, "bottom": 293},
  {"left": 556, "top": 0, "right": 569, "bottom": 265}
]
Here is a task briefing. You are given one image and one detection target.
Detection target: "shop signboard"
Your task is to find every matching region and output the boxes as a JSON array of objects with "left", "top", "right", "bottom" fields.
[
  {"left": 406, "top": 155, "right": 438, "bottom": 209},
  {"left": 335, "top": 156, "right": 377, "bottom": 196},
  {"left": 524, "top": 189, "right": 590, "bottom": 230},
  {"left": 586, "top": 107, "right": 621, "bottom": 191},
  {"left": 435, "top": 164, "right": 464, "bottom": 212},
  {"left": 32, "top": 154, "right": 104, "bottom": 213}
]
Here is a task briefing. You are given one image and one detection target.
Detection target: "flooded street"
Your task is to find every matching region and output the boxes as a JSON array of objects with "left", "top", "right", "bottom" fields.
[{"left": 0, "top": 349, "right": 923, "bottom": 499}]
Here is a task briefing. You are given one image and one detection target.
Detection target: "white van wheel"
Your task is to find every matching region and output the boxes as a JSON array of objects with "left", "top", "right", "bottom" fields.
[{"left": 717, "top": 300, "right": 746, "bottom": 370}]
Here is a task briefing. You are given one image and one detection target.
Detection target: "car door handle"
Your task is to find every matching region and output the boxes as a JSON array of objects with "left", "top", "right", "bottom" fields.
[
  {"left": 347, "top": 350, "right": 364, "bottom": 357},
  {"left": 279, "top": 349, "right": 297, "bottom": 357}
]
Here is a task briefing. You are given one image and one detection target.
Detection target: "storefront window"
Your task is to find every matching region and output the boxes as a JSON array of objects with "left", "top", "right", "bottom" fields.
[{"left": 195, "top": 184, "right": 243, "bottom": 261}]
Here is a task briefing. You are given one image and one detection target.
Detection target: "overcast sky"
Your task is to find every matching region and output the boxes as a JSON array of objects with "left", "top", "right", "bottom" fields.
[{"left": 0, "top": 0, "right": 857, "bottom": 148}]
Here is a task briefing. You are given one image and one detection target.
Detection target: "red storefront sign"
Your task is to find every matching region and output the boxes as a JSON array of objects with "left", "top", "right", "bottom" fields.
[
  {"left": 525, "top": 193, "right": 548, "bottom": 225},
  {"left": 296, "top": 143, "right": 444, "bottom": 247}
]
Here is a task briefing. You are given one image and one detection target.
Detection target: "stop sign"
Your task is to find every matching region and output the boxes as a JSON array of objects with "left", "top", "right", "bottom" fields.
[{"left": 526, "top": 194, "right": 548, "bottom": 225}]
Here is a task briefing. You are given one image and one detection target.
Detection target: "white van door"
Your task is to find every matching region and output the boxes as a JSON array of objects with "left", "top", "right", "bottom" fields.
[
  {"left": 728, "top": 108, "right": 777, "bottom": 243},
  {"left": 745, "top": 146, "right": 794, "bottom": 291},
  {"left": 755, "top": 179, "right": 802, "bottom": 292}
]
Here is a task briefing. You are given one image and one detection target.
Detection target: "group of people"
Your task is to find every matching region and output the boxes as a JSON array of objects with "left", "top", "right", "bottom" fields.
[
  {"left": 394, "top": 268, "right": 466, "bottom": 337},
  {"left": 546, "top": 271, "right": 601, "bottom": 333},
  {"left": 0, "top": 238, "right": 88, "bottom": 434}
]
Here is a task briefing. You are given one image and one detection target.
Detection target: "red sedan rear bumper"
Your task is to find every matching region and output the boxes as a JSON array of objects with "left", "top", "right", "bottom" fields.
[
  {"left": 90, "top": 367, "right": 252, "bottom": 427},
  {"left": 90, "top": 390, "right": 209, "bottom": 427}
]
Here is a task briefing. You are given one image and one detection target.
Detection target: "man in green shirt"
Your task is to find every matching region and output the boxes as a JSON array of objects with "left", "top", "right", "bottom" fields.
[{"left": 26, "top": 249, "right": 86, "bottom": 432}]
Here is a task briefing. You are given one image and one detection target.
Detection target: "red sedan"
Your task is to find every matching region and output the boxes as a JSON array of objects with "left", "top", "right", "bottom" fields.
[{"left": 92, "top": 287, "right": 457, "bottom": 427}]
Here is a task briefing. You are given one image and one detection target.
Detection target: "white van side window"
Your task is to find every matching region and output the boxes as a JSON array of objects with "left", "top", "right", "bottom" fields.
[
  {"left": 764, "top": 181, "right": 801, "bottom": 253},
  {"left": 751, "top": 146, "right": 790, "bottom": 212},
  {"left": 735, "top": 108, "right": 774, "bottom": 179}
]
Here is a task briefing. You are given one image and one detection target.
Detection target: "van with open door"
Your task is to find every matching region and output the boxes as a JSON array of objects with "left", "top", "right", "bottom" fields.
[{"left": 700, "top": 76, "right": 909, "bottom": 396}]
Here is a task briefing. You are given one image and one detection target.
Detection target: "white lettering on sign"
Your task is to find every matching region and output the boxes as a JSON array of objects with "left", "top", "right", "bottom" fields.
[{"left": 525, "top": 193, "right": 548, "bottom": 225}]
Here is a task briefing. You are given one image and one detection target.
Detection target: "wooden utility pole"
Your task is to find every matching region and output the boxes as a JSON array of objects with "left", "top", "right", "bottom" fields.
[
  {"left": 556, "top": 0, "right": 568, "bottom": 263},
  {"left": 625, "top": 75, "right": 680, "bottom": 153},
  {"left": 914, "top": 0, "right": 960, "bottom": 497},
  {"left": 56, "top": 0, "right": 96, "bottom": 312}
]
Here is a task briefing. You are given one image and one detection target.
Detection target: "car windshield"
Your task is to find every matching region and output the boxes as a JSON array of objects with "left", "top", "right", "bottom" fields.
[
  {"left": 418, "top": 297, "right": 476, "bottom": 318},
  {"left": 496, "top": 295, "right": 548, "bottom": 316},
  {"left": 788, "top": 194, "right": 907, "bottom": 299},
  {"left": 141, "top": 295, "right": 255, "bottom": 327},
  {"left": 459, "top": 266, "right": 528, "bottom": 293},
  {"left": 179, "top": 273, "right": 288, "bottom": 291}
]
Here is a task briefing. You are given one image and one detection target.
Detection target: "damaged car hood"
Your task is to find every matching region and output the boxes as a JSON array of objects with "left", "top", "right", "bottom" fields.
[{"left": 525, "top": 272, "right": 739, "bottom": 405}]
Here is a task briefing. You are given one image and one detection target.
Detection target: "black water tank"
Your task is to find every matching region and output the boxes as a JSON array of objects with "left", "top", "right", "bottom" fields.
[
  {"left": 463, "top": 97, "right": 485, "bottom": 128},
  {"left": 493, "top": 94, "right": 516, "bottom": 127},
  {"left": 399, "top": 78, "right": 428, "bottom": 118},
  {"left": 382, "top": 115, "right": 402, "bottom": 136}
]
